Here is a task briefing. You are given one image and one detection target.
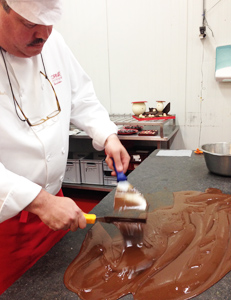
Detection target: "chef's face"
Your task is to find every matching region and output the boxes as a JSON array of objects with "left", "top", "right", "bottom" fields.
[{"left": 0, "top": 5, "right": 53, "bottom": 58}]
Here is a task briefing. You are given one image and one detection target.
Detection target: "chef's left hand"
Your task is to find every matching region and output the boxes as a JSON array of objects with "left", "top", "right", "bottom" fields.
[{"left": 104, "top": 134, "right": 130, "bottom": 175}]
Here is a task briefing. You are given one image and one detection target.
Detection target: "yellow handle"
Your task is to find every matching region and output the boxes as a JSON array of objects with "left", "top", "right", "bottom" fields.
[{"left": 83, "top": 213, "right": 97, "bottom": 224}]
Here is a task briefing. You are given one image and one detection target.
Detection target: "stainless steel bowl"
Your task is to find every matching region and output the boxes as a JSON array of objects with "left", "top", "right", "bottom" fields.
[{"left": 201, "top": 142, "right": 231, "bottom": 176}]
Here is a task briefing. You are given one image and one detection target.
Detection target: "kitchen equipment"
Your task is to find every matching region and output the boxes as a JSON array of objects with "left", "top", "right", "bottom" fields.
[
  {"left": 201, "top": 142, "right": 231, "bottom": 176},
  {"left": 83, "top": 213, "right": 146, "bottom": 224},
  {"left": 80, "top": 152, "right": 105, "bottom": 185},
  {"left": 63, "top": 152, "right": 85, "bottom": 184},
  {"left": 112, "top": 159, "right": 148, "bottom": 246}
]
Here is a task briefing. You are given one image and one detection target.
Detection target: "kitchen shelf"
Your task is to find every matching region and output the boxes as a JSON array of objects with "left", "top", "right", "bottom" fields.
[
  {"left": 64, "top": 114, "right": 179, "bottom": 191},
  {"left": 69, "top": 114, "right": 178, "bottom": 149},
  {"left": 110, "top": 113, "right": 176, "bottom": 138}
]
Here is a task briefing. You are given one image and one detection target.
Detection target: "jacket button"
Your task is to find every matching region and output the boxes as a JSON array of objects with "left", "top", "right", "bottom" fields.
[
  {"left": 45, "top": 183, "right": 50, "bottom": 189},
  {"left": 60, "top": 175, "right": 64, "bottom": 182},
  {"left": 46, "top": 154, "right": 51, "bottom": 162},
  {"left": 61, "top": 147, "right": 65, "bottom": 154}
]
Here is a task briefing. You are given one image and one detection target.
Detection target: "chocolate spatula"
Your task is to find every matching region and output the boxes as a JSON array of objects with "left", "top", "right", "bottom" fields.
[
  {"left": 83, "top": 213, "right": 146, "bottom": 224},
  {"left": 112, "top": 159, "right": 148, "bottom": 246}
]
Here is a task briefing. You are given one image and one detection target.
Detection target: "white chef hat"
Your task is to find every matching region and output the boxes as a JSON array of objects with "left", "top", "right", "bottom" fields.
[{"left": 5, "top": 0, "right": 63, "bottom": 25}]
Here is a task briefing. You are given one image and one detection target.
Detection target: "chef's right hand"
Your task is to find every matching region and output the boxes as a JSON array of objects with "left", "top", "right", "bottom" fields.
[{"left": 24, "top": 189, "right": 87, "bottom": 231}]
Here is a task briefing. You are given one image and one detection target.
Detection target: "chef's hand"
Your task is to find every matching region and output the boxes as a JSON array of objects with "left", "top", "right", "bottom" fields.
[
  {"left": 24, "top": 189, "right": 86, "bottom": 231},
  {"left": 104, "top": 133, "right": 130, "bottom": 175}
]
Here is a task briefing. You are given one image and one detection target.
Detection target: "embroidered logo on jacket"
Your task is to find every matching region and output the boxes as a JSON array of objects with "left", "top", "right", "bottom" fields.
[{"left": 51, "top": 71, "right": 62, "bottom": 85}]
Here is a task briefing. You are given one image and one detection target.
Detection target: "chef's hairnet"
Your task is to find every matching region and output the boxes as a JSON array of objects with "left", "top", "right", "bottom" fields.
[{"left": 5, "top": 0, "right": 63, "bottom": 25}]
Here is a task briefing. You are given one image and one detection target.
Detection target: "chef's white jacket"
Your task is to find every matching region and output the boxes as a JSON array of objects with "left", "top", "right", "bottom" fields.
[{"left": 0, "top": 30, "right": 117, "bottom": 222}]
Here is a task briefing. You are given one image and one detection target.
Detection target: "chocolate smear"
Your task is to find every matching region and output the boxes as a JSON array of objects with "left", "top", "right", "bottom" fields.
[
  {"left": 64, "top": 188, "right": 231, "bottom": 300},
  {"left": 112, "top": 181, "right": 148, "bottom": 247}
]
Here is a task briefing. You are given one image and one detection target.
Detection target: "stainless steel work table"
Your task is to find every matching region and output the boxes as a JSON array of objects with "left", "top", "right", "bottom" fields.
[{"left": 2, "top": 150, "right": 231, "bottom": 300}]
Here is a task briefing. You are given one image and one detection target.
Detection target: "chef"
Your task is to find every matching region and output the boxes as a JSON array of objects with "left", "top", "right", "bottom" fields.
[{"left": 0, "top": 0, "right": 130, "bottom": 294}]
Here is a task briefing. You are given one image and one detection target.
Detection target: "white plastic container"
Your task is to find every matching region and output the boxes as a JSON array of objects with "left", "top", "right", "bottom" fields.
[
  {"left": 64, "top": 161, "right": 81, "bottom": 184},
  {"left": 103, "top": 161, "right": 117, "bottom": 186},
  {"left": 63, "top": 153, "right": 85, "bottom": 184},
  {"left": 104, "top": 175, "right": 117, "bottom": 186},
  {"left": 80, "top": 152, "right": 105, "bottom": 185}
]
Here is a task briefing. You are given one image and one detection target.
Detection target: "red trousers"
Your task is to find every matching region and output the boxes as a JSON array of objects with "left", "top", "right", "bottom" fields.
[{"left": 0, "top": 189, "right": 68, "bottom": 295}]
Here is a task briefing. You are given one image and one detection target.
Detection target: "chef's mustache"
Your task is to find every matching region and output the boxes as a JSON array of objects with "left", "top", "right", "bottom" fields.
[{"left": 28, "top": 38, "right": 46, "bottom": 46}]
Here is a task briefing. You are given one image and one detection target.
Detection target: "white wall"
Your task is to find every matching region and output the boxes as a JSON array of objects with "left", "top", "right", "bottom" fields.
[{"left": 55, "top": 0, "right": 231, "bottom": 150}]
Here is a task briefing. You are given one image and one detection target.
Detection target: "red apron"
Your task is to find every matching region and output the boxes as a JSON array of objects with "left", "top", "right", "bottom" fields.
[{"left": 0, "top": 189, "right": 68, "bottom": 295}]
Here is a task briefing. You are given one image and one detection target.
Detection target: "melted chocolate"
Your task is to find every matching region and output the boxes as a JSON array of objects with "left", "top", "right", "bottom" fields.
[
  {"left": 64, "top": 188, "right": 231, "bottom": 300},
  {"left": 113, "top": 183, "right": 148, "bottom": 247}
]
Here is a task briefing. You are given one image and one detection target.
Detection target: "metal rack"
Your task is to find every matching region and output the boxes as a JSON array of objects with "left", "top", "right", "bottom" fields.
[
  {"left": 109, "top": 114, "right": 178, "bottom": 148},
  {"left": 69, "top": 114, "right": 178, "bottom": 148},
  {"left": 110, "top": 114, "right": 176, "bottom": 127}
]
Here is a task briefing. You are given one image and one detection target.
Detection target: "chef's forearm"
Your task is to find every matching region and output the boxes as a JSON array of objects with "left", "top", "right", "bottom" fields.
[
  {"left": 24, "top": 189, "right": 87, "bottom": 231},
  {"left": 24, "top": 189, "right": 50, "bottom": 215}
]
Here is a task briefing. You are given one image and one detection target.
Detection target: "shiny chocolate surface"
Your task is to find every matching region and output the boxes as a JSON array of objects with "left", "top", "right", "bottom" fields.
[{"left": 64, "top": 188, "right": 231, "bottom": 300}]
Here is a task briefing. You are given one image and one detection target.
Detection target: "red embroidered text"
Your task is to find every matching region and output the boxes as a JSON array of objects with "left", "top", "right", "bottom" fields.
[{"left": 51, "top": 71, "right": 62, "bottom": 85}]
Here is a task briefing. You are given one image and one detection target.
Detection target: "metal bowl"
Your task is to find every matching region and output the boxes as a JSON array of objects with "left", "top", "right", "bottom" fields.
[{"left": 201, "top": 142, "right": 231, "bottom": 176}]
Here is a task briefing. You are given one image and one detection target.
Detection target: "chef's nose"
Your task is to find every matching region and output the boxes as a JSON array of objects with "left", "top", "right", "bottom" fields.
[{"left": 34, "top": 25, "right": 53, "bottom": 41}]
